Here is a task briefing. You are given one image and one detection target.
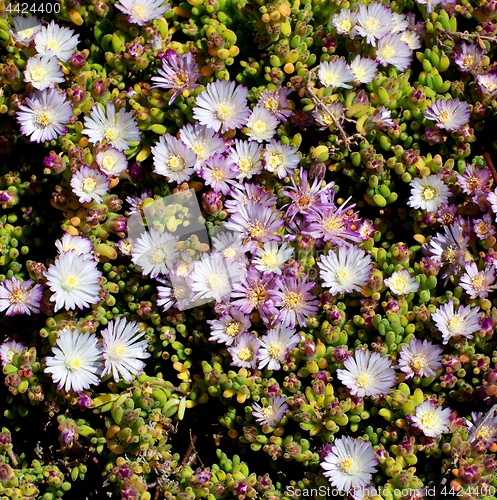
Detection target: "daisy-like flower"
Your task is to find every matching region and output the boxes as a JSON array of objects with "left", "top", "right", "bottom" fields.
[
  {"left": 253, "top": 241, "right": 294, "bottom": 275},
  {"left": 424, "top": 98, "right": 470, "bottom": 131},
  {"left": 459, "top": 262, "right": 497, "bottom": 299},
  {"left": 208, "top": 308, "right": 251, "bottom": 346},
  {"left": 55, "top": 233, "right": 94, "bottom": 257},
  {"left": 453, "top": 43, "right": 484, "bottom": 73},
  {"left": 313, "top": 102, "right": 344, "bottom": 131},
  {"left": 0, "top": 340, "right": 25, "bottom": 367},
  {"left": 408, "top": 173, "right": 451, "bottom": 212},
  {"left": 190, "top": 252, "right": 241, "bottom": 303},
  {"left": 211, "top": 230, "right": 247, "bottom": 263},
  {"left": 317, "top": 58, "right": 355, "bottom": 89},
  {"left": 201, "top": 154, "right": 237, "bottom": 195},
  {"left": 282, "top": 168, "right": 335, "bottom": 221},
  {"left": 70, "top": 166, "right": 110, "bottom": 204},
  {"left": 82, "top": 102, "right": 141, "bottom": 151},
  {"left": 426, "top": 220, "right": 470, "bottom": 277},
  {"left": 256, "top": 86, "right": 292, "bottom": 121},
  {"left": 34, "top": 21, "right": 79, "bottom": 62},
  {"left": 44, "top": 328, "right": 103, "bottom": 393},
  {"left": 11, "top": 15, "right": 42, "bottom": 45},
  {"left": 349, "top": 55, "right": 378, "bottom": 84},
  {"left": 457, "top": 164, "right": 492, "bottom": 195},
  {"left": 228, "top": 139, "right": 263, "bottom": 181},
  {"left": 263, "top": 139, "right": 300, "bottom": 179},
  {"left": 24, "top": 52, "right": 64, "bottom": 90},
  {"left": 321, "top": 437, "right": 378, "bottom": 493},
  {"left": 115, "top": 0, "right": 170, "bottom": 25},
  {"left": 16, "top": 88, "right": 73, "bottom": 143},
  {"left": 304, "top": 198, "right": 364, "bottom": 246},
  {"left": 44, "top": 251, "right": 102, "bottom": 311},
  {"left": 432, "top": 299, "right": 482, "bottom": 344},
  {"left": 193, "top": 80, "right": 250, "bottom": 133},
  {"left": 131, "top": 229, "right": 178, "bottom": 278},
  {"left": 258, "top": 325, "right": 301, "bottom": 371},
  {"left": 375, "top": 33, "right": 412, "bottom": 72},
  {"left": 270, "top": 276, "right": 319, "bottom": 328},
  {"left": 179, "top": 123, "right": 226, "bottom": 169},
  {"left": 318, "top": 245, "right": 373, "bottom": 295},
  {"left": 0, "top": 277, "right": 43, "bottom": 316},
  {"left": 384, "top": 269, "right": 420, "bottom": 295},
  {"left": 151, "top": 49, "right": 201, "bottom": 104},
  {"left": 228, "top": 333, "right": 261, "bottom": 369},
  {"left": 95, "top": 147, "right": 128, "bottom": 177},
  {"left": 411, "top": 401, "right": 451, "bottom": 438},
  {"left": 363, "top": 105, "right": 395, "bottom": 132},
  {"left": 152, "top": 134, "right": 196, "bottom": 183},
  {"left": 101, "top": 316, "right": 150, "bottom": 383},
  {"left": 252, "top": 395, "right": 288, "bottom": 426},
  {"left": 476, "top": 72, "right": 497, "bottom": 100},
  {"left": 355, "top": 2, "right": 394, "bottom": 46},
  {"left": 224, "top": 200, "right": 284, "bottom": 252},
  {"left": 398, "top": 339, "right": 443, "bottom": 379},
  {"left": 336, "top": 349, "right": 396, "bottom": 398},
  {"left": 473, "top": 214, "right": 496, "bottom": 240},
  {"left": 331, "top": 9, "right": 357, "bottom": 36},
  {"left": 467, "top": 412, "right": 497, "bottom": 446},
  {"left": 245, "top": 106, "right": 279, "bottom": 143},
  {"left": 400, "top": 30, "right": 421, "bottom": 50}
]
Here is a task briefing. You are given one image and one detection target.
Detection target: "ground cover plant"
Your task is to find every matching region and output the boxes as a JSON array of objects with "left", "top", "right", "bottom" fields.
[{"left": 1, "top": 0, "right": 497, "bottom": 498}]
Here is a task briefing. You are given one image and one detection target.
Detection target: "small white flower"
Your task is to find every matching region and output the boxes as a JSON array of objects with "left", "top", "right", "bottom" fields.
[
  {"left": 253, "top": 241, "right": 294, "bottom": 275},
  {"left": 44, "top": 328, "right": 103, "bottom": 393},
  {"left": 228, "top": 139, "right": 263, "bottom": 181},
  {"left": 55, "top": 234, "right": 94, "bottom": 257},
  {"left": 317, "top": 58, "right": 356, "bottom": 89},
  {"left": 408, "top": 174, "right": 451, "bottom": 212},
  {"left": 0, "top": 340, "right": 25, "bottom": 367},
  {"left": 258, "top": 325, "right": 301, "bottom": 371},
  {"left": 349, "top": 55, "right": 378, "bottom": 84},
  {"left": 101, "top": 316, "right": 151, "bottom": 382},
  {"left": 179, "top": 123, "right": 226, "bottom": 169},
  {"left": 411, "top": 401, "right": 451, "bottom": 437},
  {"left": 11, "top": 15, "right": 42, "bottom": 44},
  {"left": 263, "top": 139, "right": 300, "bottom": 179},
  {"left": 95, "top": 147, "right": 128, "bottom": 177},
  {"left": 24, "top": 52, "right": 64, "bottom": 90},
  {"left": 332, "top": 9, "right": 357, "bottom": 35},
  {"left": 190, "top": 252, "right": 241, "bottom": 303},
  {"left": 384, "top": 269, "right": 419, "bottom": 295},
  {"left": 70, "top": 166, "right": 110, "bottom": 204},
  {"left": 245, "top": 106, "right": 279, "bottom": 143},
  {"left": 115, "top": 0, "right": 170, "bottom": 26},
  {"left": 131, "top": 229, "right": 179, "bottom": 278},
  {"left": 152, "top": 134, "right": 196, "bottom": 183},
  {"left": 355, "top": 2, "right": 394, "bottom": 46},
  {"left": 44, "top": 251, "right": 102, "bottom": 311},
  {"left": 398, "top": 339, "right": 443, "bottom": 379},
  {"left": 321, "top": 437, "right": 378, "bottom": 493},
  {"left": 318, "top": 245, "right": 373, "bottom": 295},
  {"left": 337, "top": 349, "right": 396, "bottom": 398},
  {"left": 34, "top": 21, "right": 79, "bottom": 62},
  {"left": 193, "top": 80, "right": 250, "bottom": 133},
  {"left": 424, "top": 98, "right": 470, "bottom": 132},
  {"left": 0, "top": 277, "right": 43, "bottom": 316},
  {"left": 252, "top": 395, "right": 288, "bottom": 426},
  {"left": 16, "top": 88, "right": 73, "bottom": 143},
  {"left": 459, "top": 262, "right": 497, "bottom": 299},
  {"left": 432, "top": 299, "right": 482, "bottom": 344},
  {"left": 208, "top": 308, "right": 251, "bottom": 346},
  {"left": 227, "top": 333, "right": 260, "bottom": 369},
  {"left": 375, "top": 32, "right": 412, "bottom": 72},
  {"left": 82, "top": 102, "right": 141, "bottom": 151}
]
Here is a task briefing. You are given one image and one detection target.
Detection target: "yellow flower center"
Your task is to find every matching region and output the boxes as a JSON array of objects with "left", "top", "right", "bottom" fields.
[
  {"left": 447, "top": 314, "right": 463, "bottom": 332},
  {"left": 281, "top": 291, "right": 303, "bottom": 310},
  {"left": 66, "top": 356, "right": 83, "bottom": 372},
  {"left": 226, "top": 321, "right": 243, "bottom": 337},
  {"left": 267, "top": 152, "right": 284, "bottom": 169},
  {"left": 238, "top": 158, "right": 252, "bottom": 174},
  {"left": 215, "top": 103, "right": 233, "bottom": 121},
  {"left": 104, "top": 126, "right": 119, "bottom": 141},
  {"left": 268, "top": 344, "right": 283, "bottom": 359},
  {"left": 82, "top": 177, "right": 97, "bottom": 192},
  {"left": 249, "top": 222, "right": 266, "bottom": 238},
  {"left": 355, "top": 373, "right": 371, "bottom": 388},
  {"left": 211, "top": 168, "right": 226, "bottom": 182},
  {"left": 336, "top": 19, "right": 353, "bottom": 33},
  {"left": 168, "top": 155, "right": 186, "bottom": 173},
  {"left": 238, "top": 347, "right": 254, "bottom": 362},
  {"left": 339, "top": 457, "right": 355, "bottom": 474},
  {"left": 10, "top": 289, "right": 26, "bottom": 304},
  {"left": 108, "top": 342, "right": 127, "bottom": 359},
  {"left": 419, "top": 411, "right": 439, "bottom": 430},
  {"left": 35, "top": 111, "right": 53, "bottom": 127},
  {"left": 324, "top": 216, "right": 344, "bottom": 232},
  {"left": 410, "top": 354, "right": 428, "bottom": 372},
  {"left": 264, "top": 97, "right": 278, "bottom": 112},
  {"left": 251, "top": 120, "right": 268, "bottom": 135},
  {"left": 46, "top": 39, "right": 59, "bottom": 50},
  {"left": 62, "top": 274, "right": 79, "bottom": 290},
  {"left": 30, "top": 66, "right": 47, "bottom": 82}
]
